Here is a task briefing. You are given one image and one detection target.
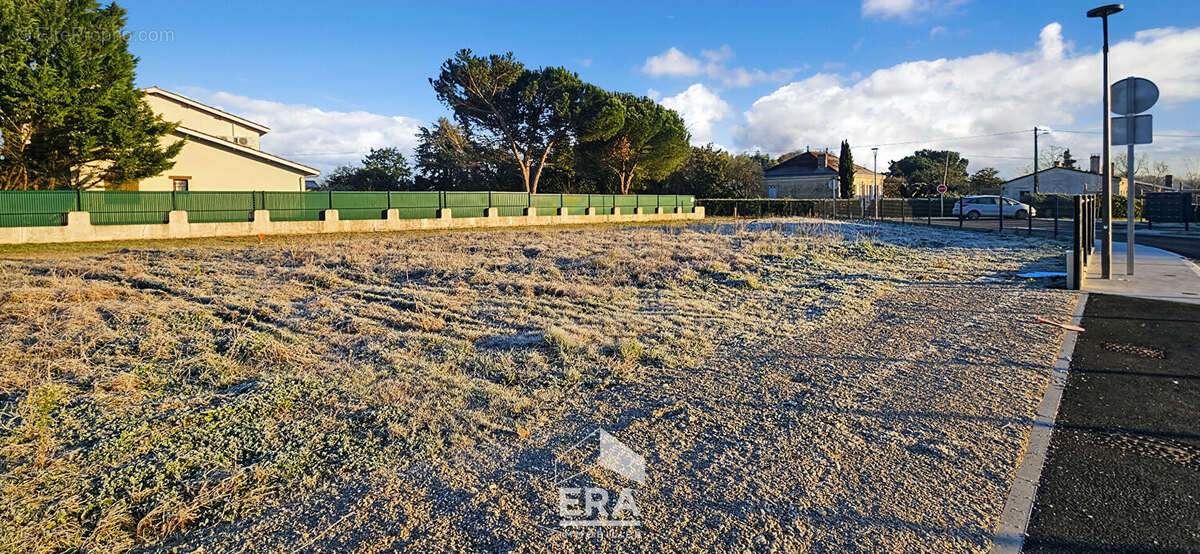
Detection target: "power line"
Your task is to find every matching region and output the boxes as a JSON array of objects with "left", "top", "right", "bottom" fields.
[
  {"left": 1052, "top": 129, "right": 1200, "bottom": 138},
  {"left": 855, "top": 130, "right": 1028, "bottom": 148}
]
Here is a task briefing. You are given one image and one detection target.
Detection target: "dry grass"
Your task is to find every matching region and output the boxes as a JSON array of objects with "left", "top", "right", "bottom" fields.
[{"left": 0, "top": 220, "right": 1066, "bottom": 552}]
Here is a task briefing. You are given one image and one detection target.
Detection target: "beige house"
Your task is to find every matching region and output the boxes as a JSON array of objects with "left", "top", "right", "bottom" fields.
[
  {"left": 763, "top": 151, "right": 884, "bottom": 199},
  {"left": 122, "top": 87, "right": 317, "bottom": 191}
]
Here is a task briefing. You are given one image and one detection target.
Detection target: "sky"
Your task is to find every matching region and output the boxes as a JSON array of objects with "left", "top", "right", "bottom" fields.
[{"left": 119, "top": 0, "right": 1200, "bottom": 178}]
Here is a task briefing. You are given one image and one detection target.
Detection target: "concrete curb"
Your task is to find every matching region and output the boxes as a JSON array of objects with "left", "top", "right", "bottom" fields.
[{"left": 990, "top": 291, "right": 1088, "bottom": 554}]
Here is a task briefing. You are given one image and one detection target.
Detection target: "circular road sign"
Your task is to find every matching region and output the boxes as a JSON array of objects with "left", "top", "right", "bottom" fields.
[
  {"left": 827, "top": 179, "right": 838, "bottom": 190},
  {"left": 936, "top": 184, "right": 948, "bottom": 194},
  {"left": 1111, "top": 77, "right": 1159, "bottom": 115}
]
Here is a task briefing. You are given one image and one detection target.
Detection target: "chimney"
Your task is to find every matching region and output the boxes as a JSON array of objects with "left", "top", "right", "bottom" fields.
[
  {"left": 1089, "top": 154, "right": 1100, "bottom": 174},
  {"left": 817, "top": 153, "right": 827, "bottom": 167},
  {"left": 1166, "top": 174, "right": 1174, "bottom": 190}
]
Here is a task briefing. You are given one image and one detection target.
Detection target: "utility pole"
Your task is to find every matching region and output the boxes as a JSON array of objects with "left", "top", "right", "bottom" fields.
[
  {"left": 872, "top": 147, "right": 879, "bottom": 218},
  {"left": 1033, "top": 127, "right": 1040, "bottom": 194}
]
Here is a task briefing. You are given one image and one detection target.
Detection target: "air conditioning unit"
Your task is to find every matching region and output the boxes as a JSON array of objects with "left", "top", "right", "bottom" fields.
[{"left": 234, "top": 137, "right": 250, "bottom": 145}]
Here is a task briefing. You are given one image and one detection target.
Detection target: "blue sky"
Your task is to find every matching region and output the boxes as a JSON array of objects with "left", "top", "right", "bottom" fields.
[{"left": 120, "top": 0, "right": 1200, "bottom": 177}]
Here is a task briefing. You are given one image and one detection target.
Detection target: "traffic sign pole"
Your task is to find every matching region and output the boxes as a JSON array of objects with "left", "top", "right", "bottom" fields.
[{"left": 1111, "top": 76, "right": 1159, "bottom": 277}]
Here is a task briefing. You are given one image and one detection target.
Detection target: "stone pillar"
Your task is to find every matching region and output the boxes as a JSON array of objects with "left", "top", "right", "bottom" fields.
[
  {"left": 635, "top": 207, "right": 644, "bottom": 215},
  {"left": 65, "top": 212, "right": 92, "bottom": 242},
  {"left": 558, "top": 207, "right": 570, "bottom": 216},
  {"left": 586, "top": 207, "right": 596, "bottom": 216},
  {"left": 321, "top": 209, "right": 339, "bottom": 222},
  {"left": 612, "top": 207, "right": 621, "bottom": 215},
  {"left": 486, "top": 207, "right": 499, "bottom": 218},
  {"left": 654, "top": 207, "right": 665, "bottom": 214},
  {"left": 695, "top": 206, "right": 706, "bottom": 217},
  {"left": 674, "top": 206, "right": 683, "bottom": 214},
  {"left": 385, "top": 209, "right": 399, "bottom": 222},
  {"left": 167, "top": 210, "right": 189, "bottom": 237},
  {"left": 438, "top": 208, "right": 453, "bottom": 219}
]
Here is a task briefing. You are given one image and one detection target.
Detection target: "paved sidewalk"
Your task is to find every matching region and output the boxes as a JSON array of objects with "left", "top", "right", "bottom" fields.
[
  {"left": 1023, "top": 294, "right": 1200, "bottom": 553},
  {"left": 1084, "top": 241, "right": 1200, "bottom": 305}
]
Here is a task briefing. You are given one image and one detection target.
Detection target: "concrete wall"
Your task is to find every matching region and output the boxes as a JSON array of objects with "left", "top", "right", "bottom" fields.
[
  {"left": 765, "top": 170, "right": 880, "bottom": 199},
  {"left": 144, "top": 94, "right": 263, "bottom": 149},
  {"left": 0, "top": 206, "right": 705, "bottom": 245},
  {"left": 765, "top": 176, "right": 838, "bottom": 199},
  {"left": 136, "top": 132, "right": 308, "bottom": 192}
]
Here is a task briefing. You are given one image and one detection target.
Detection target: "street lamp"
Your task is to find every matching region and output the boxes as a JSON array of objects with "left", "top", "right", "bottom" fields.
[
  {"left": 1088, "top": 3, "right": 1123, "bottom": 279},
  {"left": 829, "top": 178, "right": 839, "bottom": 219},
  {"left": 872, "top": 147, "right": 879, "bottom": 218}
]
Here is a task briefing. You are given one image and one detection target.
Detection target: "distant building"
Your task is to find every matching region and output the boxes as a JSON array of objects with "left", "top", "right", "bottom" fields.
[
  {"left": 120, "top": 87, "right": 319, "bottom": 191},
  {"left": 1001, "top": 154, "right": 1168, "bottom": 198},
  {"left": 763, "top": 150, "right": 883, "bottom": 199}
]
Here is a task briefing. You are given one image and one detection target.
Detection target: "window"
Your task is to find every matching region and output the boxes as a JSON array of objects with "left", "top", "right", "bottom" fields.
[{"left": 172, "top": 178, "right": 189, "bottom": 192}]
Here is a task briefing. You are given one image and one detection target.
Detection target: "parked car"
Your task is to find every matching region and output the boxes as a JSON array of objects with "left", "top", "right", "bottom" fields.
[{"left": 952, "top": 196, "right": 1036, "bottom": 220}]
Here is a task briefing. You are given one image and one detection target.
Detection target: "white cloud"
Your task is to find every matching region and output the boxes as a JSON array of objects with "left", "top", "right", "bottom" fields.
[
  {"left": 180, "top": 89, "right": 422, "bottom": 174},
  {"left": 929, "top": 25, "right": 948, "bottom": 38},
  {"left": 642, "top": 47, "right": 705, "bottom": 77},
  {"left": 659, "top": 84, "right": 731, "bottom": 145},
  {"left": 734, "top": 24, "right": 1200, "bottom": 175},
  {"left": 641, "top": 46, "right": 797, "bottom": 87},
  {"left": 1039, "top": 22, "right": 1064, "bottom": 61}
]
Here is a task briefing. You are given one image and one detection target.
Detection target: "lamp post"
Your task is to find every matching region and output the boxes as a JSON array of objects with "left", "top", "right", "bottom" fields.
[
  {"left": 1088, "top": 3, "right": 1123, "bottom": 279},
  {"left": 872, "top": 147, "right": 879, "bottom": 218}
]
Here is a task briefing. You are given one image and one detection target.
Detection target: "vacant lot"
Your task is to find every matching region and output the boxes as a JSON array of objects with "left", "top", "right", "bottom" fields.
[{"left": 0, "top": 220, "right": 1075, "bottom": 552}]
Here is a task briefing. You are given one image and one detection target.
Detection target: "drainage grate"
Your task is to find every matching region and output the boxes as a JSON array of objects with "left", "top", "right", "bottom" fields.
[{"left": 1101, "top": 342, "right": 1166, "bottom": 359}]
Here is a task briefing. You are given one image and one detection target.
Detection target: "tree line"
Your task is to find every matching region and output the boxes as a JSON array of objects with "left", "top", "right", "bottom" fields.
[{"left": 327, "top": 49, "right": 772, "bottom": 198}]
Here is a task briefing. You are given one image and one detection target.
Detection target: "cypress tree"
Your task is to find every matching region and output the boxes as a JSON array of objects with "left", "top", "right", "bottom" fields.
[
  {"left": 0, "top": 0, "right": 183, "bottom": 190},
  {"left": 838, "top": 140, "right": 855, "bottom": 199}
]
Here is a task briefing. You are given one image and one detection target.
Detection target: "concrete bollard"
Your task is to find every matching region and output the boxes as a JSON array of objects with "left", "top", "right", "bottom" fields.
[
  {"left": 558, "top": 207, "right": 570, "bottom": 217},
  {"left": 635, "top": 207, "right": 644, "bottom": 215},
  {"left": 438, "top": 208, "right": 452, "bottom": 219},
  {"left": 321, "top": 209, "right": 339, "bottom": 222},
  {"left": 695, "top": 206, "right": 705, "bottom": 217},
  {"left": 486, "top": 207, "right": 499, "bottom": 218},
  {"left": 586, "top": 207, "right": 596, "bottom": 216},
  {"left": 674, "top": 206, "right": 683, "bottom": 214},
  {"left": 655, "top": 207, "right": 665, "bottom": 215},
  {"left": 385, "top": 209, "right": 399, "bottom": 222},
  {"left": 611, "top": 207, "right": 621, "bottom": 215}
]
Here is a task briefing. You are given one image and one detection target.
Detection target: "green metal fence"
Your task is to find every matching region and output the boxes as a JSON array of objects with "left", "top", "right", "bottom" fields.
[
  {"left": 391, "top": 191, "right": 440, "bottom": 220},
  {"left": 0, "top": 191, "right": 77, "bottom": 227},
  {"left": 0, "top": 191, "right": 696, "bottom": 228}
]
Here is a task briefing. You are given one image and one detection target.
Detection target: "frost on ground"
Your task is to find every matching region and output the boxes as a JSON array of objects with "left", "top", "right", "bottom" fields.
[{"left": 0, "top": 219, "right": 1076, "bottom": 552}]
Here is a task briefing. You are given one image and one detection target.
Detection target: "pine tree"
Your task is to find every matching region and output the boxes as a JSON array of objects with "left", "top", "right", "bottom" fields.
[{"left": 0, "top": 0, "right": 183, "bottom": 190}]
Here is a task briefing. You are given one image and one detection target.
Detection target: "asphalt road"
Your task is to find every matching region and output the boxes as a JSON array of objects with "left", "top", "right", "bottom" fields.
[{"left": 1023, "top": 293, "right": 1200, "bottom": 553}]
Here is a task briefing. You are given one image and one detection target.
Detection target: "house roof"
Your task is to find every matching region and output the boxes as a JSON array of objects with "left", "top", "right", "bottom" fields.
[
  {"left": 1003, "top": 165, "right": 1154, "bottom": 187},
  {"left": 144, "top": 86, "right": 271, "bottom": 134},
  {"left": 765, "top": 151, "right": 877, "bottom": 177},
  {"left": 174, "top": 126, "right": 318, "bottom": 176}
]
